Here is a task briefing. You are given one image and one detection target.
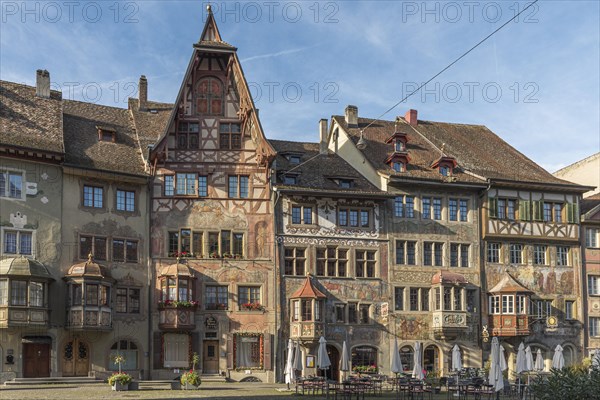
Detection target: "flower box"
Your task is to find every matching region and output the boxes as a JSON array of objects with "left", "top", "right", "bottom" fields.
[
  {"left": 241, "top": 302, "right": 264, "bottom": 311},
  {"left": 112, "top": 382, "right": 129, "bottom": 391}
]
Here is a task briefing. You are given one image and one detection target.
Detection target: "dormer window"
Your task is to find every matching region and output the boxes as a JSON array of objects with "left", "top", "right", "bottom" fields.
[
  {"left": 393, "top": 162, "right": 405, "bottom": 173},
  {"left": 395, "top": 140, "right": 405, "bottom": 152},
  {"left": 97, "top": 126, "right": 115, "bottom": 142},
  {"left": 338, "top": 179, "right": 352, "bottom": 189},
  {"left": 289, "top": 155, "right": 301, "bottom": 165},
  {"left": 440, "top": 165, "right": 450, "bottom": 176},
  {"left": 283, "top": 175, "right": 297, "bottom": 185},
  {"left": 431, "top": 156, "right": 458, "bottom": 177}
]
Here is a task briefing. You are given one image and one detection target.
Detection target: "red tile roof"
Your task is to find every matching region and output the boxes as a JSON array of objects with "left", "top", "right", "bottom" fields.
[{"left": 291, "top": 276, "right": 326, "bottom": 299}]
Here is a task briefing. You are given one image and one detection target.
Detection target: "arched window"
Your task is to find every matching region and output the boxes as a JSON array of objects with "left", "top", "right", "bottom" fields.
[
  {"left": 351, "top": 346, "right": 378, "bottom": 373},
  {"left": 424, "top": 345, "right": 440, "bottom": 373},
  {"left": 563, "top": 345, "right": 575, "bottom": 367},
  {"left": 196, "top": 77, "right": 223, "bottom": 115},
  {"left": 109, "top": 340, "right": 138, "bottom": 370},
  {"left": 400, "top": 345, "right": 414, "bottom": 373}
]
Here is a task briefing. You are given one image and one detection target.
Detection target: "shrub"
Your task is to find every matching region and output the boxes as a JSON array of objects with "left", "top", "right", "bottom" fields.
[
  {"left": 108, "top": 372, "right": 133, "bottom": 386},
  {"left": 529, "top": 366, "right": 600, "bottom": 400},
  {"left": 180, "top": 370, "right": 201, "bottom": 386}
]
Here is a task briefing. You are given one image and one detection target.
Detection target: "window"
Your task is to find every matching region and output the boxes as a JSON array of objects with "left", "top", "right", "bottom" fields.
[
  {"left": 408, "top": 287, "right": 429, "bottom": 311},
  {"left": 400, "top": 346, "right": 413, "bottom": 372},
  {"left": 497, "top": 199, "right": 506, "bottom": 219},
  {"left": 489, "top": 295, "right": 500, "bottom": 314},
  {"left": 487, "top": 242, "right": 501, "bottom": 263},
  {"left": 533, "top": 245, "right": 547, "bottom": 265},
  {"left": 395, "top": 140, "right": 405, "bottom": 152},
  {"left": 489, "top": 197, "right": 521, "bottom": 220},
  {"left": 432, "top": 198, "right": 442, "bottom": 220},
  {"left": 164, "top": 333, "right": 189, "bottom": 368},
  {"left": 543, "top": 202, "right": 563, "bottom": 222},
  {"left": 335, "top": 179, "right": 353, "bottom": 188},
  {"left": 530, "top": 299, "right": 552, "bottom": 318},
  {"left": 449, "top": 199, "right": 458, "bottom": 221},
  {"left": 205, "top": 286, "right": 228, "bottom": 310},
  {"left": 164, "top": 175, "right": 174, "bottom": 196},
  {"left": 316, "top": 247, "right": 348, "bottom": 277},
  {"left": 359, "top": 304, "right": 370, "bottom": 324},
  {"left": 565, "top": 300, "right": 575, "bottom": 320},
  {"left": 459, "top": 199, "right": 469, "bottom": 221},
  {"left": 83, "top": 185, "right": 103, "bottom": 208},
  {"left": 284, "top": 247, "right": 305, "bottom": 276},
  {"left": 283, "top": 175, "right": 297, "bottom": 185},
  {"left": 116, "top": 190, "right": 135, "bottom": 212},
  {"left": 2, "top": 230, "right": 33, "bottom": 255},
  {"left": 467, "top": 290, "right": 477, "bottom": 312},
  {"left": 177, "top": 122, "right": 200, "bottom": 149},
  {"left": 176, "top": 173, "right": 197, "bottom": 196},
  {"left": 394, "top": 196, "right": 415, "bottom": 218},
  {"left": 587, "top": 228, "right": 599, "bottom": 248},
  {"left": 395, "top": 240, "right": 416, "bottom": 265},
  {"left": 79, "top": 235, "right": 107, "bottom": 260},
  {"left": 110, "top": 341, "right": 138, "bottom": 370},
  {"left": 234, "top": 334, "right": 262, "bottom": 369},
  {"left": 198, "top": 176, "right": 208, "bottom": 197},
  {"left": 338, "top": 208, "right": 371, "bottom": 228},
  {"left": 335, "top": 303, "right": 346, "bottom": 322},
  {"left": 238, "top": 286, "right": 261, "bottom": 309},
  {"left": 288, "top": 155, "right": 302, "bottom": 164},
  {"left": 590, "top": 317, "right": 600, "bottom": 337},
  {"left": 502, "top": 295, "right": 514, "bottom": 314},
  {"left": 160, "top": 276, "right": 193, "bottom": 303},
  {"left": 355, "top": 250, "right": 376, "bottom": 278},
  {"left": 228, "top": 175, "right": 249, "bottom": 198},
  {"left": 440, "top": 166, "right": 450, "bottom": 176},
  {"left": 112, "top": 239, "right": 138, "bottom": 262},
  {"left": 557, "top": 246, "right": 570, "bottom": 266},
  {"left": 116, "top": 288, "right": 140, "bottom": 313},
  {"left": 394, "top": 287, "right": 404, "bottom": 311},
  {"left": 422, "top": 197, "right": 431, "bottom": 219},
  {"left": 219, "top": 123, "right": 242, "bottom": 150},
  {"left": 589, "top": 276, "right": 600, "bottom": 295},
  {"left": 392, "top": 162, "right": 405, "bottom": 172},
  {"left": 351, "top": 346, "right": 377, "bottom": 372},
  {"left": 0, "top": 170, "right": 24, "bottom": 199},
  {"left": 423, "top": 242, "right": 443, "bottom": 266},
  {"left": 168, "top": 230, "right": 204, "bottom": 257},
  {"left": 196, "top": 77, "right": 223, "bottom": 115},
  {"left": 291, "top": 205, "right": 314, "bottom": 225},
  {"left": 450, "top": 243, "right": 469, "bottom": 267},
  {"left": 509, "top": 244, "right": 523, "bottom": 264},
  {"left": 507, "top": 199, "right": 516, "bottom": 220}
]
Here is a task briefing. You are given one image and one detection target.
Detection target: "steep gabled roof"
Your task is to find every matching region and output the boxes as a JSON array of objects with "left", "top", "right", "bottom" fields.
[
  {"left": 489, "top": 272, "right": 533, "bottom": 294},
  {"left": 291, "top": 276, "right": 326, "bottom": 299},
  {"left": 128, "top": 98, "right": 173, "bottom": 163},
  {"left": 581, "top": 194, "right": 600, "bottom": 218},
  {"left": 63, "top": 100, "right": 147, "bottom": 176},
  {"left": 269, "top": 139, "right": 387, "bottom": 197},
  {"left": 0, "top": 80, "right": 64, "bottom": 155}
]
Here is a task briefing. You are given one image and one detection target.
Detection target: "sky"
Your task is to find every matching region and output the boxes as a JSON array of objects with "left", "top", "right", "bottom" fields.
[{"left": 1, "top": 0, "right": 599, "bottom": 173}]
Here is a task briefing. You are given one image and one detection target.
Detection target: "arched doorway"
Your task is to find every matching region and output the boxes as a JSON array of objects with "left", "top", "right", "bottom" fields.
[
  {"left": 63, "top": 338, "right": 89, "bottom": 376},
  {"left": 400, "top": 346, "right": 414, "bottom": 374},
  {"left": 424, "top": 345, "right": 440, "bottom": 374},
  {"left": 317, "top": 345, "right": 340, "bottom": 381}
]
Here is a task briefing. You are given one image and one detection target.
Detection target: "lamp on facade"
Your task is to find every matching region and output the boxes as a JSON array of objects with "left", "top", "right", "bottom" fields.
[{"left": 356, "top": 130, "right": 367, "bottom": 150}]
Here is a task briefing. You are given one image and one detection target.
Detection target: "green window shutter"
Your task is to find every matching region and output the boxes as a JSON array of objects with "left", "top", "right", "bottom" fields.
[
  {"left": 488, "top": 197, "right": 498, "bottom": 218},
  {"left": 566, "top": 203, "right": 579, "bottom": 224},
  {"left": 519, "top": 200, "right": 531, "bottom": 221},
  {"left": 533, "top": 200, "right": 543, "bottom": 221},
  {"left": 565, "top": 203, "right": 573, "bottom": 223}
]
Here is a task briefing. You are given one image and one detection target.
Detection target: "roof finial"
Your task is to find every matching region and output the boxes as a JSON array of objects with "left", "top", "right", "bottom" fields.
[
  {"left": 207, "top": 3, "right": 212, "bottom": 14},
  {"left": 440, "top": 143, "right": 446, "bottom": 155}
]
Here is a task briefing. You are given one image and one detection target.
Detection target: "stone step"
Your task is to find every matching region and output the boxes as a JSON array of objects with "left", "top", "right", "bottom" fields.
[
  {"left": 5, "top": 377, "right": 99, "bottom": 385},
  {"left": 201, "top": 374, "right": 228, "bottom": 382}
]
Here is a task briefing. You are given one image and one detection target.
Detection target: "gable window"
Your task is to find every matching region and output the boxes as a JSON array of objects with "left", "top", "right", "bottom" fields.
[
  {"left": 589, "top": 276, "right": 600, "bottom": 295},
  {"left": 219, "top": 123, "right": 242, "bottom": 150},
  {"left": 2, "top": 229, "right": 33, "bottom": 255},
  {"left": 112, "top": 239, "right": 138, "bottom": 262},
  {"left": 0, "top": 170, "right": 24, "bottom": 199},
  {"left": 116, "top": 287, "right": 140, "bottom": 313},
  {"left": 116, "top": 190, "right": 135, "bottom": 212},
  {"left": 394, "top": 195, "right": 415, "bottom": 218},
  {"left": 83, "top": 185, "right": 103, "bottom": 208},
  {"left": 355, "top": 249, "right": 376, "bottom": 278},
  {"left": 316, "top": 247, "right": 348, "bottom": 277},
  {"left": 338, "top": 208, "right": 371, "bottom": 228},
  {"left": 395, "top": 240, "right": 417, "bottom": 265},
  {"left": 177, "top": 122, "right": 200, "bottom": 149},
  {"left": 205, "top": 285, "right": 228, "bottom": 310},
  {"left": 196, "top": 77, "right": 223, "bottom": 115},
  {"left": 533, "top": 245, "right": 547, "bottom": 265},
  {"left": 291, "top": 205, "right": 314, "bottom": 225},
  {"left": 284, "top": 247, "right": 306, "bottom": 276},
  {"left": 450, "top": 243, "right": 469, "bottom": 267},
  {"left": 586, "top": 228, "right": 599, "bottom": 248},
  {"left": 79, "top": 235, "right": 107, "bottom": 260},
  {"left": 509, "top": 243, "right": 523, "bottom": 264},
  {"left": 228, "top": 175, "right": 249, "bottom": 198}
]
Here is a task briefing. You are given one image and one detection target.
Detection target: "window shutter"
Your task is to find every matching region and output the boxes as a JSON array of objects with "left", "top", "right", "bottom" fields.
[
  {"left": 488, "top": 197, "right": 498, "bottom": 218},
  {"left": 226, "top": 334, "right": 234, "bottom": 369},
  {"left": 263, "top": 334, "right": 272, "bottom": 370},
  {"left": 519, "top": 200, "right": 531, "bottom": 221},
  {"left": 566, "top": 203, "right": 579, "bottom": 223},
  {"left": 532, "top": 200, "right": 542, "bottom": 221},
  {"left": 153, "top": 332, "right": 162, "bottom": 369}
]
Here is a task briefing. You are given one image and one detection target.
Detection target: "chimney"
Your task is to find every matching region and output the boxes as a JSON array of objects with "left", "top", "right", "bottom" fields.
[
  {"left": 319, "top": 119, "right": 328, "bottom": 155},
  {"left": 405, "top": 109, "right": 418, "bottom": 126},
  {"left": 36, "top": 69, "right": 50, "bottom": 98},
  {"left": 138, "top": 75, "right": 148, "bottom": 111},
  {"left": 345, "top": 105, "right": 358, "bottom": 127}
]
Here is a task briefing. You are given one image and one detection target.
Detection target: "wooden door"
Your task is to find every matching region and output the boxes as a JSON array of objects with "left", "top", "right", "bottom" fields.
[
  {"left": 203, "top": 340, "right": 219, "bottom": 374},
  {"left": 23, "top": 343, "right": 50, "bottom": 378},
  {"left": 317, "top": 345, "right": 339, "bottom": 381},
  {"left": 63, "top": 339, "right": 89, "bottom": 377}
]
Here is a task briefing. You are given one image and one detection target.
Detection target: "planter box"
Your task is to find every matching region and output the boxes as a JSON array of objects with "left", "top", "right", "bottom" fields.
[
  {"left": 171, "top": 381, "right": 181, "bottom": 390},
  {"left": 182, "top": 383, "right": 200, "bottom": 390},
  {"left": 112, "top": 382, "right": 129, "bottom": 391}
]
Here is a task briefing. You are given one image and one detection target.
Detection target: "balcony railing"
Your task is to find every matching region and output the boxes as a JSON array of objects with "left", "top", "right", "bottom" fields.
[
  {"left": 432, "top": 310, "right": 468, "bottom": 339},
  {"left": 159, "top": 307, "right": 196, "bottom": 330},
  {"left": 490, "top": 314, "right": 530, "bottom": 336},
  {"left": 67, "top": 306, "right": 112, "bottom": 331},
  {"left": 290, "top": 321, "right": 324, "bottom": 341},
  {"left": 0, "top": 306, "right": 50, "bottom": 328}
]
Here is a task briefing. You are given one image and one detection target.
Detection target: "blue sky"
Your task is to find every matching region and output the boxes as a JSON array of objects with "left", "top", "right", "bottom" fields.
[{"left": 1, "top": 0, "right": 598, "bottom": 172}]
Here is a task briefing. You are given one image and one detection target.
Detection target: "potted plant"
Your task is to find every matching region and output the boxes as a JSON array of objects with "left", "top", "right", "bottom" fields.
[
  {"left": 108, "top": 354, "right": 133, "bottom": 391},
  {"left": 181, "top": 353, "right": 201, "bottom": 390}
]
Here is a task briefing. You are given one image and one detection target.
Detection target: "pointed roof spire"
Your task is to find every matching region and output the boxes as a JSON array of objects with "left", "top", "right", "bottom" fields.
[
  {"left": 196, "top": 2, "right": 237, "bottom": 51},
  {"left": 291, "top": 275, "right": 326, "bottom": 299}
]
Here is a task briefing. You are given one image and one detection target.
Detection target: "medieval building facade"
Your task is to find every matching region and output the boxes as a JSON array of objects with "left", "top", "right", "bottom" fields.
[{"left": 0, "top": 7, "right": 594, "bottom": 384}]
